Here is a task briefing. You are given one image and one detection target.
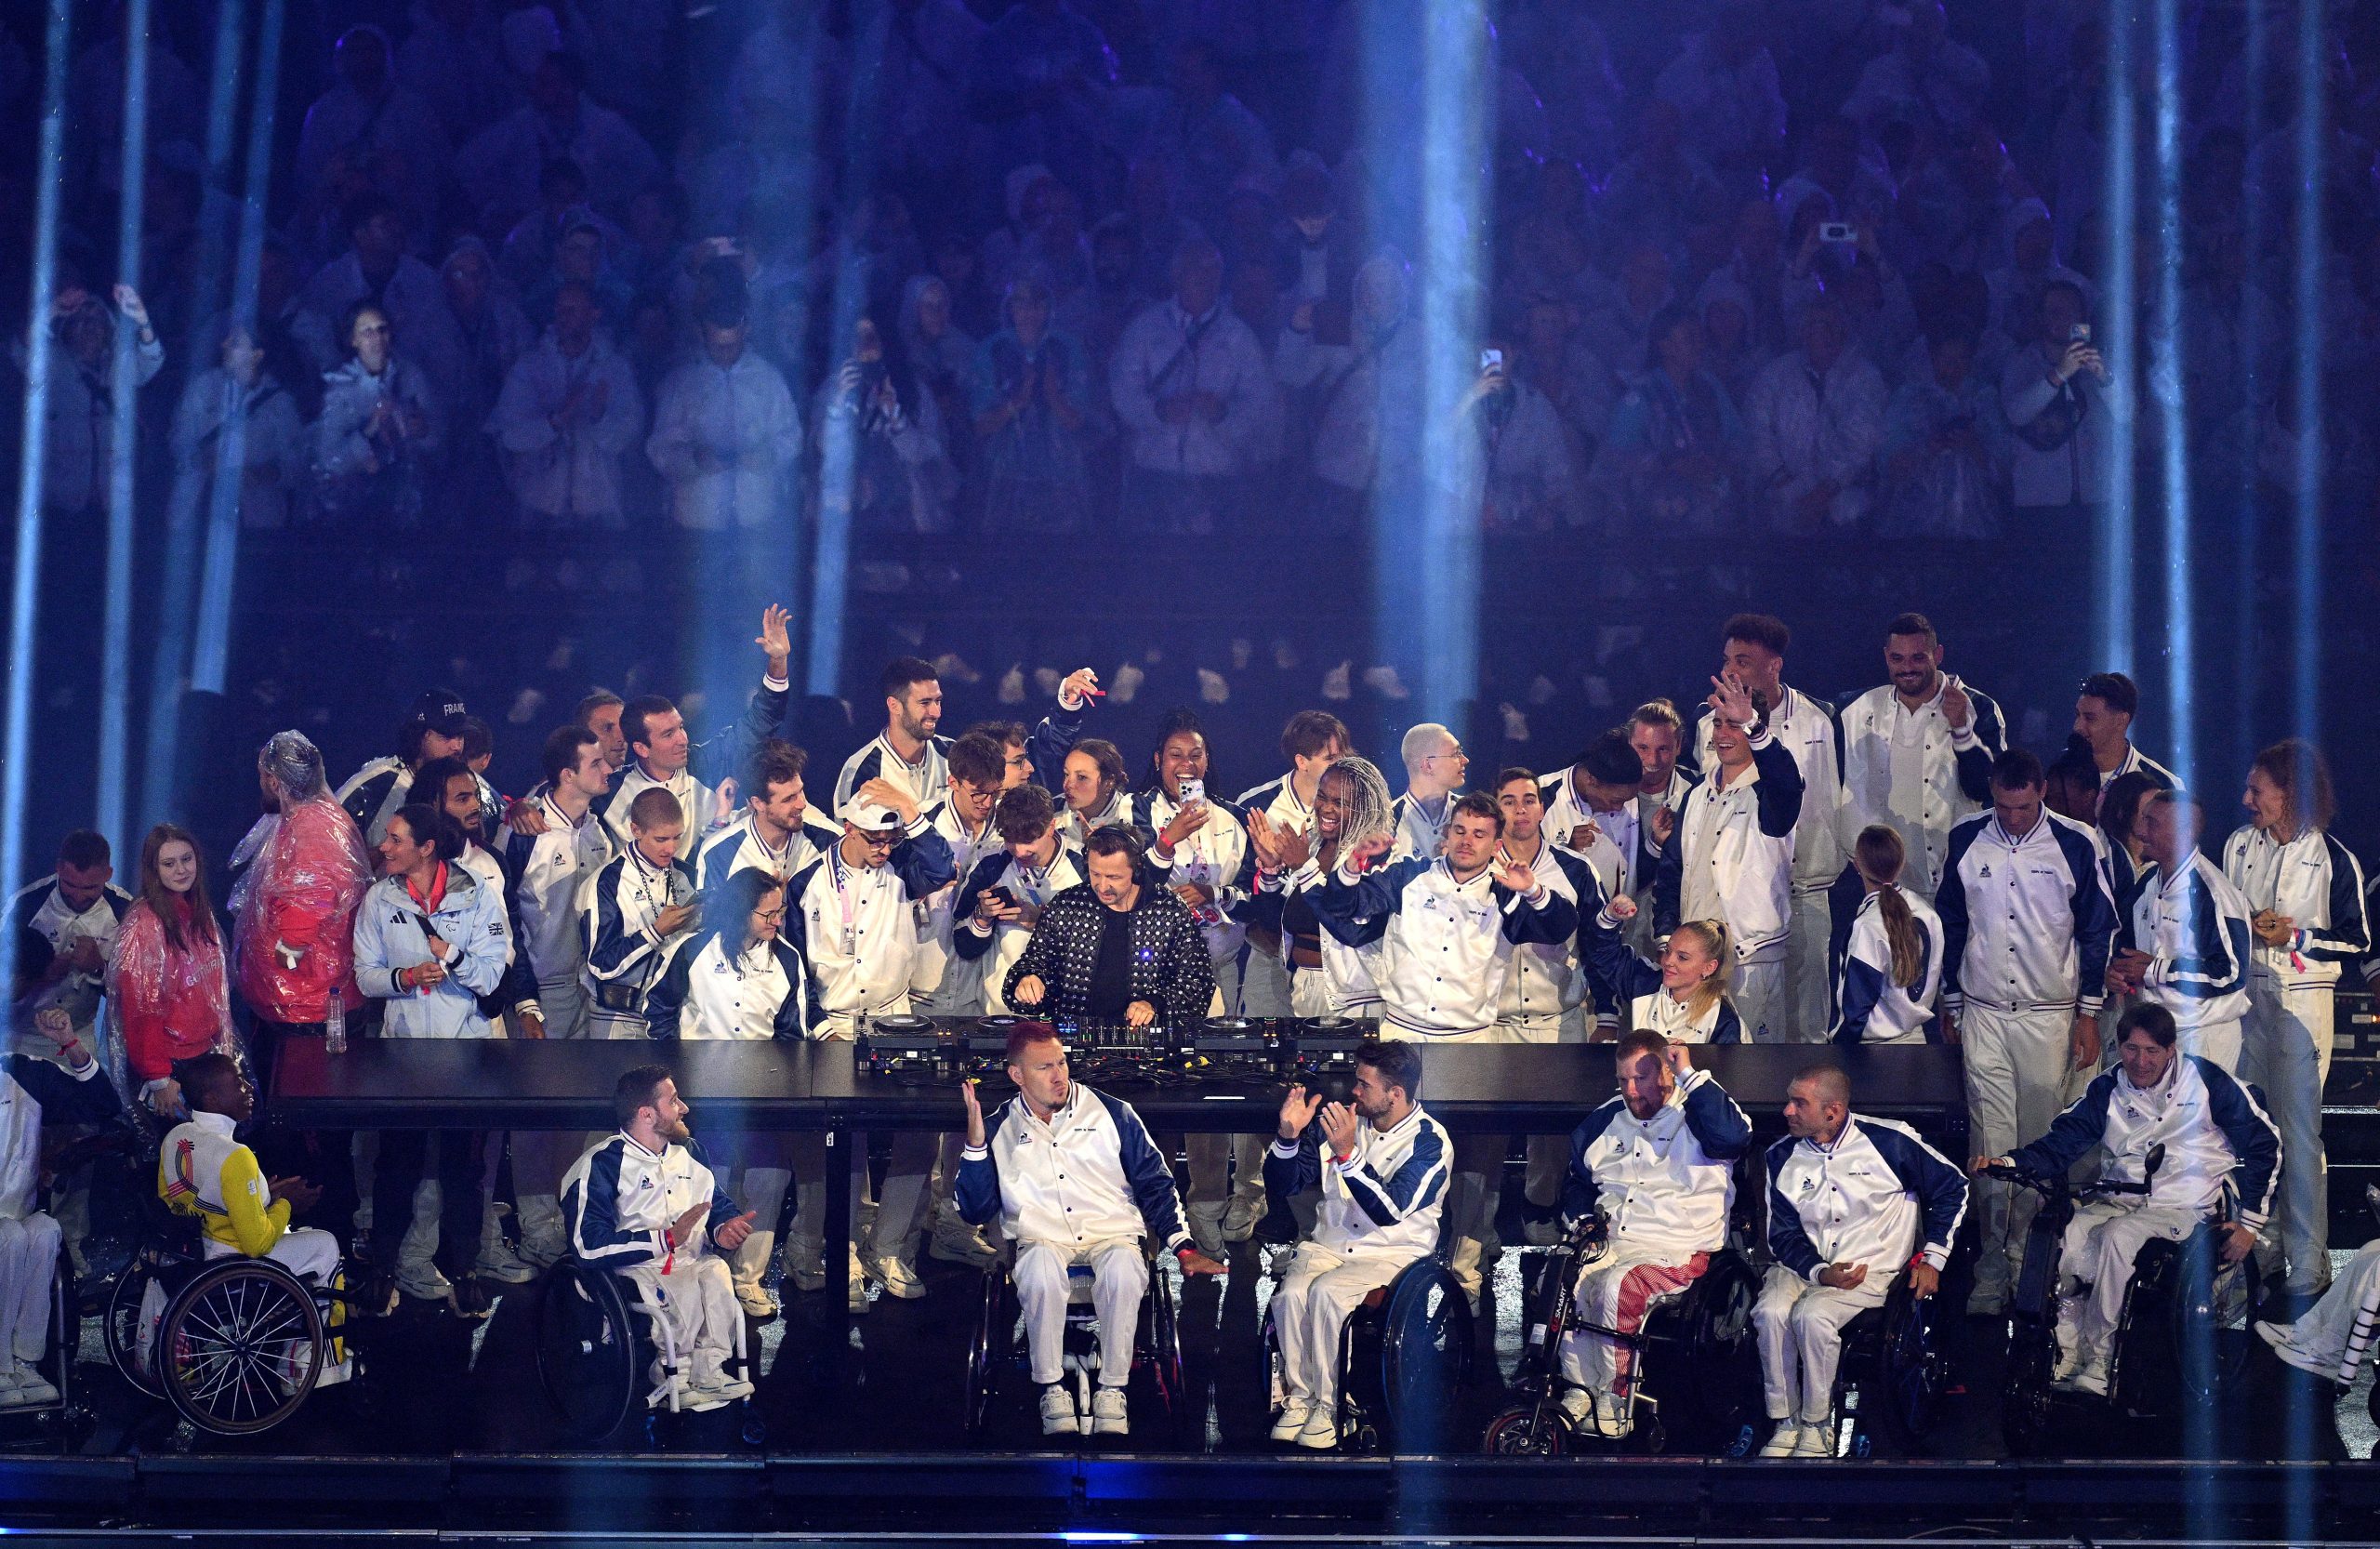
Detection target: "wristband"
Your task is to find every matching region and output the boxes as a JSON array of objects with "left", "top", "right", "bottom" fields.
[{"left": 1331, "top": 1151, "right": 1353, "bottom": 1168}]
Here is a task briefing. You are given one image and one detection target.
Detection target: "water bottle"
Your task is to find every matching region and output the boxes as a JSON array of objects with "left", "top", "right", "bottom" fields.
[{"left": 325, "top": 998, "right": 348, "bottom": 1055}]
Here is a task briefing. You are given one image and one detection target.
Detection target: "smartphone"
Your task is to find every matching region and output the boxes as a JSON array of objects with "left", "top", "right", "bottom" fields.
[
  {"left": 1178, "top": 778, "right": 1205, "bottom": 807},
  {"left": 1818, "top": 221, "right": 1857, "bottom": 245},
  {"left": 2069, "top": 323, "right": 2092, "bottom": 344},
  {"left": 1478, "top": 349, "right": 1503, "bottom": 374},
  {"left": 985, "top": 886, "right": 1018, "bottom": 910}
]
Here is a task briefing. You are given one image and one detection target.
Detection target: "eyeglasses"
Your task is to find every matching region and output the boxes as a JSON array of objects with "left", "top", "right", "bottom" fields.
[{"left": 753, "top": 907, "right": 787, "bottom": 923}]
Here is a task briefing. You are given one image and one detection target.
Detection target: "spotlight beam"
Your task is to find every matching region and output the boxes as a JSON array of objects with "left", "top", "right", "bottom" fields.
[{"left": 98, "top": 0, "right": 155, "bottom": 857}]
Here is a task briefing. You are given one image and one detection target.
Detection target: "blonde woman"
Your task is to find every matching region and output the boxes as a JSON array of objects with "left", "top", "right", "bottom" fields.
[
  {"left": 1831, "top": 826, "right": 1944, "bottom": 1045},
  {"left": 1588, "top": 894, "right": 1742, "bottom": 1043}
]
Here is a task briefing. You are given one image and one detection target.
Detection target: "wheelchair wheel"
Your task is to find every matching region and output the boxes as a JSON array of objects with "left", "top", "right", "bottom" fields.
[
  {"left": 2001, "top": 1329, "right": 2058, "bottom": 1458},
  {"left": 1376, "top": 1260, "right": 1473, "bottom": 1452},
  {"left": 105, "top": 1259, "right": 167, "bottom": 1399},
  {"left": 1481, "top": 1400, "right": 1575, "bottom": 1456},
  {"left": 1650, "top": 1252, "right": 1764, "bottom": 1456},
  {"left": 1143, "top": 1265, "right": 1197, "bottom": 1449},
  {"left": 534, "top": 1258, "right": 643, "bottom": 1447},
  {"left": 1863, "top": 1278, "right": 1945, "bottom": 1450},
  {"left": 963, "top": 1270, "right": 1009, "bottom": 1443},
  {"left": 156, "top": 1257, "right": 325, "bottom": 1436},
  {"left": 2116, "top": 1227, "right": 2263, "bottom": 1418}
]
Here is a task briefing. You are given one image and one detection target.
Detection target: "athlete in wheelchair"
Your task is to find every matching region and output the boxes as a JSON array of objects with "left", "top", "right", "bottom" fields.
[
  {"left": 1975, "top": 1003, "right": 2278, "bottom": 1441},
  {"left": 0, "top": 1008, "right": 122, "bottom": 1417},
  {"left": 1758, "top": 1064, "right": 1967, "bottom": 1458},
  {"left": 543, "top": 1063, "right": 760, "bottom": 1437},
  {"left": 1261, "top": 1039, "right": 1469, "bottom": 1452},
  {"left": 1492, "top": 1030, "right": 1752, "bottom": 1448},
  {"left": 117, "top": 1052, "right": 353, "bottom": 1436},
  {"left": 953, "top": 1024, "right": 1224, "bottom": 1440}
]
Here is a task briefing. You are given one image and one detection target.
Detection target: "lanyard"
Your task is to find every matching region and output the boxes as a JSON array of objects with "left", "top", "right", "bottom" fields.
[{"left": 828, "top": 849, "right": 867, "bottom": 955}]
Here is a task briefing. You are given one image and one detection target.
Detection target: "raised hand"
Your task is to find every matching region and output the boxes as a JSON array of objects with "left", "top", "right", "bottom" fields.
[
  {"left": 856, "top": 775, "right": 919, "bottom": 827},
  {"left": 1319, "top": 1101, "right": 1359, "bottom": 1157},
  {"left": 1708, "top": 671, "right": 1756, "bottom": 728},
  {"left": 1058, "top": 667, "right": 1102, "bottom": 708},
  {"left": 713, "top": 1209, "right": 760, "bottom": 1251},
  {"left": 1605, "top": 892, "right": 1639, "bottom": 921},
  {"left": 712, "top": 778, "right": 739, "bottom": 829},
  {"left": 1277, "top": 1082, "right": 1324, "bottom": 1141},
  {"left": 1650, "top": 806, "right": 1675, "bottom": 846},
  {"left": 1159, "top": 800, "right": 1210, "bottom": 851},
  {"left": 33, "top": 1007, "right": 75, "bottom": 1052},
  {"left": 756, "top": 603, "right": 792, "bottom": 674},
  {"left": 1344, "top": 833, "right": 1392, "bottom": 873},
  {"left": 1939, "top": 676, "right": 1972, "bottom": 731},
  {"left": 1490, "top": 849, "right": 1538, "bottom": 894},
  {"left": 961, "top": 1078, "right": 986, "bottom": 1147},
  {"left": 111, "top": 284, "right": 150, "bottom": 327}
]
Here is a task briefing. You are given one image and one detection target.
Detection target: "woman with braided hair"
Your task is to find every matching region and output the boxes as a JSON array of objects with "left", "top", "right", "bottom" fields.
[{"left": 1249, "top": 755, "right": 1395, "bottom": 1018}]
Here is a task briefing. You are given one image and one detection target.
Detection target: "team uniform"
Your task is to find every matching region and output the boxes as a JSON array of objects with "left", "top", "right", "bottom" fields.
[
  {"left": 605, "top": 673, "right": 793, "bottom": 852},
  {"left": 5, "top": 874, "right": 133, "bottom": 1064},
  {"left": 335, "top": 756, "right": 417, "bottom": 849},
  {"left": 2119, "top": 853, "right": 2255, "bottom": 1072},
  {"left": 581, "top": 846, "right": 697, "bottom": 1039},
  {"left": 2223, "top": 824, "right": 2368, "bottom": 1291},
  {"left": 1827, "top": 885, "right": 1944, "bottom": 1044},
  {"left": 1935, "top": 808, "right": 2117, "bottom": 1310},
  {"left": 955, "top": 1086, "right": 1192, "bottom": 1397},
  {"left": 0, "top": 1054, "right": 119, "bottom": 1402},
  {"left": 1697, "top": 687, "right": 1847, "bottom": 1050},
  {"left": 1837, "top": 676, "right": 2007, "bottom": 900},
  {"left": 1758, "top": 1117, "right": 1966, "bottom": 1439},
  {"left": 2099, "top": 743, "right": 2177, "bottom": 791},
  {"left": 1236, "top": 773, "right": 1321, "bottom": 1017},
  {"left": 499, "top": 794, "right": 618, "bottom": 1039},
  {"left": 1580, "top": 903, "right": 1748, "bottom": 1043},
  {"left": 1258, "top": 854, "right": 1386, "bottom": 1018},
  {"left": 1312, "top": 854, "right": 1579, "bottom": 1040},
  {"left": 2005, "top": 1054, "right": 2279, "bottom": 1391},
  {"left": 1262, "top": 1100, "right": 1452, "bottom": 1446},
  {"left": 910, "top": 801, "right": 1012, "bottom": 1017},
  {"left": 560, "top": 1130, "right": 750, "bottom": 1405},
  {"left": 951, "top": 844, "right": 1089, "bottom": 1013},
  {"left": 693, "top": 814, "right": 840, "bottom": 894},
  {"left": 832, "top": 732, "right": 951, "bottom": 814},
  {"left": 1387, "top": 790, "right": 1456, "bottom": 863},
  {"left": 1556, "top": 1067, "right": 1752, "bottom": 1433},
  {"left": 1654, "top": 722, "right": 1805, "bottom": 1041}
]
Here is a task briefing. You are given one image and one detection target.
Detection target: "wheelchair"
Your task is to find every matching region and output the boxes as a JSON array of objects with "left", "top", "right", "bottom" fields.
[
  {"left": 1480, "top": 1215, "right": 1763, "bottom": 1457},
  {"left": 532, "top": 1253, "right": 764, "bottom": 1448},
  {"left": 1806, "top": 1268, "right": 1947, "bottom": 1458},
  {"left": 961, "top": 1248, "right": 1189, "bottom": 1446},
  {"left": 102, "top": 1182, "right": 354, "bottom": 1437},
  {"left": 1262, "top": 1253, "right": 1474, "bottom": 1453},
  {"left": 1988, "top": 1145, "right": 2263, "bottom": 1457}
]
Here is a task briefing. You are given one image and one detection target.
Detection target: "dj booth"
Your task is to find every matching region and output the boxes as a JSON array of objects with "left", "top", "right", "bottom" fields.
[{"left": 272, "top": 1017, "right": 1967, "bottom": 1336}]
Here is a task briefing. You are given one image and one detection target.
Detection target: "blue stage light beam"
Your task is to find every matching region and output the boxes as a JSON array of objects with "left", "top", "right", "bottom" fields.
[
  {"left": 97, "top": 0, "right": 154, "bottom": 859},
  {"left": 2097, "top": 10, "right": 2138, "bottom": 678},
  {"left": 192, "top": 0, "right": 286, "bottom": 697},
  {"left": 139, "top": 0, "right": 253, "bottom": 826},
  {"left": 2290, "top": 0, "right": 2325, "bottom": 743},
  {"left": 2229, "top": 0, "right": 2270, "bottom": 780},
  {"left": 2151, "top": 0, "right": 2194, "bottom": 794},
  {"left": 2, "top": 0, "right": 76, "bottom": 901}
]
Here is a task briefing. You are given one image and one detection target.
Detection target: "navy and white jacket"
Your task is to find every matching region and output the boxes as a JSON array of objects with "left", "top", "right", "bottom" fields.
[
  {"left": 782, "top": 826, "right": 957, "bottom": 1026},
  {"left": 5, "top": 873, "right": 132, "bottom": 1029},
  {"left": 956, "top": 1085, "right": 1191, "bottom": 1253},
  {"left": 581, "top": 846, "right": 698, "bottom": 1013},
  {"left": 456, "top": 841, "right": 542, "bottom": 1023},
  {"left": 832, "top": 732, "right": 951, "bottom": 814},
  {"left": 1388, "top": 789, "right": 1458, "bottom": 862},
  {"left": 0, "top": 1053, "right": 122, "bottom": 1220},
  {"left": 1263, "top": 1100, "right": 1451, "bottom": 1259},
  {"left": 350, "top": 863, "right": 510, "bottom": 1038},
  {"left": 909, "top": 801, "right": 1012, "bottom": 1001},
  {"left": 2008, "top": 1053, "right": 2281, "bottom": 1227},
  {"left": 2100, "top": 742, "right": 2177, "bottom": 790},
  {"left": 1766, "top": 1116, "right": 1968, "bottom": 1280},
  {"left": 1254, "top": 856, "right": 1385, "bottom": 1013},
  {"left": 604, "top": 673, "right": 792, "bottom": 852},
  {"left": 1694, "top": 684, "right": 1847, "bottom": 893},
  {"left": 1837, "top": 675, "right": 2007, "bottom": 897},
  {"left": 1312, "top": 854, "right": 1579, "bottom": 1037},
  {"left": 499, "top": 794, "right": 615, "bottom": 985},
  {"left": 951, "top": 841, "right": 1088, "bottom": 1013},
  {"left": 1498, "top": 839, "right": 1599, "bottom": 1027},
  {"left": 1539, "top": 771, "right": 1652, "bottom": 908},
  {"left": 1559, "top": 1067, "right": 1752, "bottom": 1261},
  {"left": 1654, "top": 722, "right": 1805, "bottom": 965},
  {"left": 1936, "top": 809, "right": 2116, "bottom": 1016},
  {"left": 641, "top": 929, "right": 809, "bottom": 1039},
  {"left": 335, "top": 756, "right": 416, "bottom": 848},
  {"left": 1130, "top": 788, "right": 1257, "bottom": 965},
  {"left": 1829, "top": 885, "right": 1944, "bottom": 1045},
  {"left": 1581, "top": 904, "right": 1745, "bottom": 1043},
  {"left": 2222, "top": 825, "right": 2369, "bottom": 990},
  {"left": 2121, "top": 853, "right": 2254, "bottom": 1032},
  {"left": 560, "top": 1130, "right": 744, "bottom": 1270},
  {"left": 694, "top": 814, "right": 840, "bottom": 892}
]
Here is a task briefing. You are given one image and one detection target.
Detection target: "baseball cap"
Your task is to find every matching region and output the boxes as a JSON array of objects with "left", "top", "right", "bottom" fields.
[
  {"left": 840, "top": 796, "right": 904, "bottom": 834},
  {"left": 407, "top": 689, "right": 470, "bottom": 738}
]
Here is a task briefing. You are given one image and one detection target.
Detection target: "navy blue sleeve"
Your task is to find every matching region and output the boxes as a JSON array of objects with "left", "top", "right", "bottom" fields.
[
  {"left": 1580, "top": 902, "right": 1662, "bottom": 1005},
  {"left": 2304, "top": 834, "right": 2372, "bottom": 964},
  {"left": 771, "top": 941, "right": 810, "bottom": 1038},
  {"left": 2057, "top": 817, "right": 2116, "bottom": 1011},
  {"left": 1498, "top": 878, "right": 1580, "bottom": 947},
  {"left": 1952, "top": 690, "right": 2007, "bottom": 803},
  {"left": 2196, "top": 1057, "right": 2281, "bottom": 1227},
  {"left": 1935, "top": 821, "right": 1977, "bottom": 1001},
  {"left": 1832, "top": 954, "right": 1885, "bottom": 1046},
  {"left": 1263, "top": 1129, "right": 1323, "bottom": 1200},
  {"left": 1678, "top": 1071, "right": 1752, "bottom": 1158},
  {"left": 1314, "top": 854, "right": 1425, "bottom": 929},
  {"left": 950, "top": 852, "right": 1012, "bottom": 962},
  {"left": 1339, "top": 1115, "right": 1451, "bottom": 1226},
  {"left": 1559, "top": 1103, "right": 1622, "bottom": 1225},
  {"left": 5, "top": 1053, "right": 121, "bottom": 1125},
  {"left": 566, "top": 1139, "right": 664, "bottom": 1266},
  {"left": 641, "top": 936, "right": 694, "bottom": 1038},
  {"left": 1651, "top": 814, "right": 1685, "bottom": 937},
  {"left": 1765, "top": 1136, "right": 1824, "bottom": 1280},
  {"left": 955, "top": 1100, "right": 1009, "bottom": 1226},
  {"left": 1100, "top": 1092, "right": 1189, "bottom": 1246},
  {"left": 1865, "top": 1120, "right": 1969, "bottom": 1262},
  {"left": 683, "top": 1137, "right": 744, "bottom": 1235},
  {"left": 2007, "top": 1070, "right": 2118, "bottom": 1176},
  {"left": 1026, "top": 701, "right": 1086, "bottom": 792},
  {"left": 890, "top": 824, "right": 957, "bottom": 898},
  {"left": 1748, "top": 733, "right": 1805, "bottom": 838}
]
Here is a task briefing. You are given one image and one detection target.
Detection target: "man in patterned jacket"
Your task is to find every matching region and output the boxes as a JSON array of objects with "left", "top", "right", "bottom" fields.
[{"left": 1003, "top": 827, "right": 1216, "bottom": 1030}]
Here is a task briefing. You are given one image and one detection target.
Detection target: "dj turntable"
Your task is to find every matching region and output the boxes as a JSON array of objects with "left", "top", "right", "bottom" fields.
[{"left": 853, "top": 1013, "right": 1384, "bottom": 1078}]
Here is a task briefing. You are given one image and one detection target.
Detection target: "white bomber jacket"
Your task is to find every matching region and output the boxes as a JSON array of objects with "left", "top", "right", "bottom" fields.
[
  {"left": 1263, "top": 1100, "right": 1451, "bottom": 1259},
  {"left": 1765, "top": 1115, "right": 1969, "bottom": 1281},
  {"left": 1654, "top": 722, "right": 1805, "bottom": 964},
  {"left": 1559, "top": 1067, "right": 1752, "bottom": 1261}
]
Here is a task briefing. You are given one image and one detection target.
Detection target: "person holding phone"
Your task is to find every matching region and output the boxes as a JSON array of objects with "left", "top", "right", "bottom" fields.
[
  {"left": 955, "top": 786, "right": 1088, "bottom": 1014},
  {"left": 2003, "top": 281, "right": 2126, "bottom": 516}
]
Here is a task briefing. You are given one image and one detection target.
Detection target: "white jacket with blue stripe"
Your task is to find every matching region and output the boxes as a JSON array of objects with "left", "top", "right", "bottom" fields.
[
  {"left": 1263, "top": 1101, "right": 1451, "bottom": 1260},
  {"left": 1766, "top": 1116, "right": 1969, "bottom": 1280},
  {"left": 2122, "top": 853, "right": 2254, "bottom": 1032},
  {"left": 560, "top": 1131, "right": 744, "bottom": 1269},
  {"left": 2008, "top": 1053, "right": 2280, "bottom": 1227},
  {"left": 2222, "top": 825, "right": 2369, "bottom": 990},
  {"left": 1935, "top": 808, "right": 2116, "bottom": 1015},
  {"left": 1829, "top": 885, "right": 1944, "bottom": 1045},
  {"left": 954, "top": 1085, "right": 1191, "bottom": 1254}
]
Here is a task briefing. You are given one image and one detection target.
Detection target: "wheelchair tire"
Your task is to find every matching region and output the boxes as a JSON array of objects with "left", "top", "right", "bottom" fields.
[
  {"left": 1862, "top": 1278, "right": 1945, "bottom": 1451},
  {"left": 1646, "top": 1251, "right": 1762, "bottom": 1454},
  {"left": 1376, "top": 1260, "right": 1473, "bottom": 1452},
  {"left": 2116, "top": 1227, "right": 2262, "bottom": 1418},
  {"left": 157, "top": 1256, "right": 326, "bottom": 1436},
  {"left": 962, "top": 1270, "right": 1008, "bottom": 1444},
  {"left": 2001, "top": 1328, "right": 2058, "bottom": 1458},
  {"left": 105, "top": 1260, "right": 165, "bottom": 1399},
  {"left": 534, "top": 1259, "right": 644, "bottom": 1447},
  {"left": 1143, "top": 1265, "right": 1197, "bottom": 1450},
  {"left": 1481, "top": 1400, "right": 1574, "bottom": 1456}
]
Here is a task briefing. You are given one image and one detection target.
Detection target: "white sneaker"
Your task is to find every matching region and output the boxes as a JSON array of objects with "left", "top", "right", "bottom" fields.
[
  {"left": 708, "top": 1373, "right": 756, "bottom": 1402},
  {"left": 1220, "top": 1198, "right": 1258, "bottom": 1243},
  {"left": 476, "top": 1240, "right": 538, "bottom": 1285},
  {"left": 929, "top": 1220, "right": 998, "bottom": 1267},
  {"left": 0, "top": 1365, "right": 51, "bottom": 1407},
  {"left": 1295, "top": 1404, "right": 1340, "bottom": 1450},
  {"left": 2068, "top": 1363, "right": 2109, "bottom": 1397},
  {"left": 787, "top": 1249, "right": 827, "bottom": 1294},
  {"left": 868, "top": 1253, "right": 929, "bottom": 1300},
  {"left": 2256, "top": 1319, "right": 2330, "bottom": 1376},
  {"left": 848, "top": 1251, "right": 872, "bottom": 1315},
  {"left": 1090, "top": 1385, "right": 1130, "bottom": 1436},
  {"left": 1270, "top": 1397, "right": 1316, "bottom": 1442},
  {"left": 1595, "top": 1394, "right": 1634, "bottom": 1440},
  {"left": 1039, "top": 1384, "right": 1080, "bottom": 1436},
  {"left": 736, "top": 1283, "right": 781, "bottom": 1320},
  {"left": 1758, "top": 1422, "right": 1805, "bottom": 1457},
  {"left": 1556, "top": 1387, "right": 1594, "bottom": 1425},
  {"left": 1791, "top": 1423, "right": 1835, "bottom": 1458}
]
